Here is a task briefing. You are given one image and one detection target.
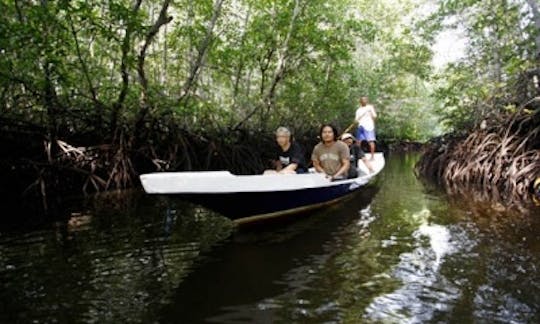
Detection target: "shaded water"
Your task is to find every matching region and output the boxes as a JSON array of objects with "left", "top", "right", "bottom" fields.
[{"left": 1, "top": 153, "right": 539, "bottom": 323}]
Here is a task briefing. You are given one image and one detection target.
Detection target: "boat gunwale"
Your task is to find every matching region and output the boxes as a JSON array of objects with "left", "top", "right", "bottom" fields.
[{"left": 141, "top": 153, "right": 385, "bottom": 194}]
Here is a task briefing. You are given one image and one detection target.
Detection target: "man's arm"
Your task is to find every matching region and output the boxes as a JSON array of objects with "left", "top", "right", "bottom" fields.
[
  {"left": 273, "top": 160, "right": 283, "bottom": 171},
  {"left": 331, "top": 142, "right": 351, "bottom": 179},
  {"left": 290, "top": 143, "right": 306, "bottom": 169},
  {"left": 312, "top": 159, "right": 325, "bottom": 173},
  {"left": 279, "top": 163, "right": 298, "bottom": 173},
  {"left": 331, "top": 158, "right": 350, "bottom": 180},
  {"left": 370, "top": 106, "right": 377, "bottom": 119}
]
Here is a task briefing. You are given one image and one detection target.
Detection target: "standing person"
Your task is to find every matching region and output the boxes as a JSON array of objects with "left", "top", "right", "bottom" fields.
[
  {"left": 264, "top": 126, "right": 307, "bottom": 174},
  {"left": 340, "top": 133, "right": 374, "bottom": 177},
  {"left": 355, "top": 96, "right": 377, "bottom": 160},
  {"left": 311, "top": 124, "right": 350, "bottom": 180}
]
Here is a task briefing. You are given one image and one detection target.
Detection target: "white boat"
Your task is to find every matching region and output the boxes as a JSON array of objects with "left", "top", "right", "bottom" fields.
[{"left": 140, "top": 153, "right": 385, "bottom": 224}]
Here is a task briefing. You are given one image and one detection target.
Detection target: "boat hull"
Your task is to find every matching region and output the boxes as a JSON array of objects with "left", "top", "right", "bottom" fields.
[
  {"left": 178, "top": 180, "right": 363, "bottom": 223},
  {"left": 141, "top": 153, "right": 385, "bottom": 224}
]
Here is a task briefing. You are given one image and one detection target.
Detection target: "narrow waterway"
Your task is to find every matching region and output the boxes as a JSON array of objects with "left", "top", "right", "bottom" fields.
[{"left": 1, "top": 153, "right": 539, "bottom": 323}]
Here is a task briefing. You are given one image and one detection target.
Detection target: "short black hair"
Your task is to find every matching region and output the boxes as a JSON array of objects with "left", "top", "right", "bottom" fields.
[{"left": 319, "top": 123, "right": 339, "bottom": 142}]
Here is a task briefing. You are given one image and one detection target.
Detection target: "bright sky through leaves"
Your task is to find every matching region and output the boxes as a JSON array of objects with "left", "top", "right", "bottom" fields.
[{"left": 431, "top": 27, "right": 467, "bottom": 69}]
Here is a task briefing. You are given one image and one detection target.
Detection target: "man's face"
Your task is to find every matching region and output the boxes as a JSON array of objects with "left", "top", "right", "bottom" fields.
[
  {"left": 360, "top": 97, "right": 368, "bottom": 106},
  {"left": 321, "top": 126, "right": 335, "bottom": 143},
  {"left": 276, "top": 134, "right": 290, "bottom": 147},
  {"left": 344, "top": 138, "right": 353, "bottom": 146}
]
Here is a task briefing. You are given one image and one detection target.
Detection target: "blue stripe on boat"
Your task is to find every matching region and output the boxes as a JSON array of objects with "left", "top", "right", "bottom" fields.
[{"left": 179, "top": 181, "right": 355, "bottom": 219}]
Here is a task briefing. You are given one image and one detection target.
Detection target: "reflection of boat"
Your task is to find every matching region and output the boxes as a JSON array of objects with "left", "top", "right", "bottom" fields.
[{"left": 140, "top": 153, "right": 385, "bottom": 224}]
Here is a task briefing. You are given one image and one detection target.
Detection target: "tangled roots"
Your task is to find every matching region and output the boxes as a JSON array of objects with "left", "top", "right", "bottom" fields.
[{"left": 416, "top": 103, "right": 540, "bottom": 208}]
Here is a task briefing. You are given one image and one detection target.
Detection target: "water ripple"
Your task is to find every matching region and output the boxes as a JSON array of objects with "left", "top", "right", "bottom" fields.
[{"left": 364, "top": 212, "right": 463, "bottom": 323}]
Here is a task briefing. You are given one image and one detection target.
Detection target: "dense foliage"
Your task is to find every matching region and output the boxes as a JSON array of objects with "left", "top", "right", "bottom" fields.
[
  {"left": 427, "top": 0, "right": 540, "bottom": 131},
  {"left": 0, "top": 0, "right": 437, "bottom": 143}
]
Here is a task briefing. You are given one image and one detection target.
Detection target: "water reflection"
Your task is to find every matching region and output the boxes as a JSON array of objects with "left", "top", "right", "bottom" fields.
[
  {"left": 1, "top": 153, "right": 539, "bottom": 323},
  {"left": 0, "top": 195, "right": 233, "bottom": 323},
  {"left": 159, "top": 187, "right": 380, "bottom": 323},
  {"left": 364, "top": 210, "right": 462, "bottom": 323}
]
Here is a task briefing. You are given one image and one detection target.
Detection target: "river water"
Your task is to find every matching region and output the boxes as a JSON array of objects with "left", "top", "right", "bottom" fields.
[{"left": 1, "top": 153, "right": 539, "bottom": 323}]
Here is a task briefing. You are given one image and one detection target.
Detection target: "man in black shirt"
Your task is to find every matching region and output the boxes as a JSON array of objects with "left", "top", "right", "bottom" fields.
[
  {"left": 341, "top": 133, "right": 374, "bottom": 178},
  {"left": 264, "top": 127, "right": 307, "bottom": 174}
]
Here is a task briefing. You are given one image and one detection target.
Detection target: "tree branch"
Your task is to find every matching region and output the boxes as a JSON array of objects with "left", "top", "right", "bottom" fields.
[
  {"left": 66, "top": 7, "right": 105, "bottom": 129},
  {"left": 178, "top": 0, "right": 225, "bottom": 104},
  {"left": 111, "top": 0, "right": 143, "bottom": 137},
  {"left": 133, "top": 0, "right": 173, "bottom": 136}
]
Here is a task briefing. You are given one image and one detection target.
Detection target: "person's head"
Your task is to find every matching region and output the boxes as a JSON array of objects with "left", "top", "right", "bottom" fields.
[
  {"left": 340, "top": 133, "right": 355, "bottom": 147},
  {"left": 275, "top": 126, "right": 291, "bottom": 147},
  {"left": 360, "top": 96, "right": 369, "bottom": 106},
  {"left": 319, "top": 124, "right": 339, "bottom": 144}
]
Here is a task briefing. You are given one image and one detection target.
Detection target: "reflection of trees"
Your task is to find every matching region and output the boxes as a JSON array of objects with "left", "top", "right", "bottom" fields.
[
  {"left": 439, "top": 196, "right": 540, "bottom": 323},
  {"left": 245, "top": 153, "right": 539, "bottom": 322},
  {"left": 0, "top": 194, "right": 233, "bottom": 322},
  {"left": 247, "top": 153, "right": 445, "bottom": 322}
]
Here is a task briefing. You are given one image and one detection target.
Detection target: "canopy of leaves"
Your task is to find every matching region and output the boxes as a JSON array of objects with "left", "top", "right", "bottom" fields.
[
  {"left": 427, "top": 0, "right": 540, "bottom": 131},
  {"left": 3, "top": 0, "right": 537, "bottom": 145},
  {"left": 0, "top": 0, "right": 442, "bottom": 143}
]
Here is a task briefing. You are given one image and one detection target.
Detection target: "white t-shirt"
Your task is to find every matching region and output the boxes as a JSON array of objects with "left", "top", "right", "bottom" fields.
[{"left": 355, "top": 105, "right": 376, "bottom": 131}]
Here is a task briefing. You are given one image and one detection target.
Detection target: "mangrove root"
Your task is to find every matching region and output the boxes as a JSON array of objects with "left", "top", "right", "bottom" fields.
[{"left": 416, "top": 100, "right": 540, "bottom": 209}]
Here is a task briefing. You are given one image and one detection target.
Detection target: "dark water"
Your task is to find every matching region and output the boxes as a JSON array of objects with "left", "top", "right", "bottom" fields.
[{"left": 1, "top": 153, "right": 539, "bottom": 323}]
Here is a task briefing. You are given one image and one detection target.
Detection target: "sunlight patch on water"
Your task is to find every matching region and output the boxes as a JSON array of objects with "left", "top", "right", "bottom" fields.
[
  {"left": 364, "top": 208, "right": 462, "bottom": 323},
  {"left": 409, "top": 208, "right": 431, "bottom": 224},
  {"left": 357, "top": 205, "right": 376, "bottom": 239},
  {"left": 415, "top": 222, "right": 455, "bottom": 271}
]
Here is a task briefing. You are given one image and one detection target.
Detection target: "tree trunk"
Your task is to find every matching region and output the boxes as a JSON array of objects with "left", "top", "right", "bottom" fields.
[
  {"left": 178, "top": 0, "right": 225, "bottom": 104},
  {"left": 526, "top": 0, "right": 540, "bottom": 60},
  {"left": 233, "top": 0, "right": 303, "bottom": 130},
  {"left": 39, "top": 0, "right": 60, "bottom": 143},
  {"left": 43, "top": 62, "right": 58, "bottom": 144},
  {"left": 66, "top": 9, "right": 105, "bottom": 131},
  {"left": 259, "top": 47, "right": 275, "bottom": 97},
  {"left": 110, "top": 0, "right": 143, "bottom": 139},
  {"left": 264, "top": 0, "right": 301, "bottom": 108},
  {"left": 162, "top": 22, "right": 168, "bottom": 86},
  {"left": 14, "top": 0, "right": 24, "bottom": 22},
  {"left": 133, "top": 0, "right": 173, "bottom": 137},
  {"left": 233, "top": 7, "right": 251, "bottom": 103}
]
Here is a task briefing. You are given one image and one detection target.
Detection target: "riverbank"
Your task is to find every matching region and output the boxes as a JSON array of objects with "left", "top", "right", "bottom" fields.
[
  {"left": 416, "top": 109, "right": 540, "bottom": 210},
  {"left": 0, "top": 121, "right": 422, "bottom": 216},
  {"left": 0, "top": 125, "right": 280, "bottom": 205}
]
